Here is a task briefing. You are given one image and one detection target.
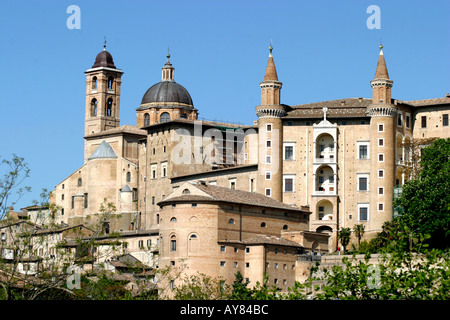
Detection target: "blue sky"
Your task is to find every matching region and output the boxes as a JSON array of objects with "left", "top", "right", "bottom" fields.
[{"left": 0, "top": 0, "right": 448, "bottom": 210}]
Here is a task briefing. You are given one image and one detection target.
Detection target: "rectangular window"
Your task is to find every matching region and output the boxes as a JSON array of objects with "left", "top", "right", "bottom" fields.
[
  {"left": 266, "top": 140, "right": 271, "bottom": 148},
  {"left": 378, "top": 203, "right": 384, "bottom": 211},
  {"left": 406, "top": 114, "right": 411, "bottom": 128},
  {"left": 359, "top": 177, "right": 368, "bottom": 191},
  {"left": 378, "top": 138, "right": 384, "bottom": 147},
  {"left": 265, "top": 172, "right": 271, "bottom": 180},
  {"left": 421, "top": 116, "right": 427, "bottom": 128},
  {"left": 443, "top": 114, "right": 449, "bottom": 127},
  {"left": 151, "top": 163, "right": 157, "bottom": 179},
  {"left": 378, "top": 124, "right": 384, "bottom": 132},
  {"left": 221, "top": 246, "right": 226, "bottom": 252},
  {"left": 378, "top": 187, "right": 384, "bottom": 195},
  {"left": 397, "top": 113, "right": 402, "bottom": 127},
  {"left": 284, "top": 145, "right": 294, "bottom": 160},
  {"left": 378, "top": 154, "right": 384, "bottom": 162},
  {"left": 378, "top": 170, "right": 384, "bottom": 178},
  {"left": 170, "top": 240, "right": 177, "bottom": 252},
  {"left": 359, "top": 145, "right": 368, "bottom": 159},
  {"left": 229, "top": 178, "right": 237, "bottom": 190},
  {"left": 266, "top": 124, "right": 272, "bottom": 132},
  {"left": 265, "top": 156, "right": 271, "bottom": 164},
  {"left": 359, "top": 207, "right": 368, "bottom": 221},
  {"left": 84, "top": 193, "right": 88, "bottom": 209},
  {"left": 265, "top": 188, "right": 271, "bottom": 197},
  {"left": 283, "top": 175, "right": 294, "bottom": 192},
  {"left": 161, "top": 162, "right": 168, "bottom": 178}
]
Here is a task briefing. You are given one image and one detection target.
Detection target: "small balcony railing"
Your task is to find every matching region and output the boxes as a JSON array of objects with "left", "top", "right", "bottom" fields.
[{"left": 313, "top": 157, "right": 336, "bottom": 164}]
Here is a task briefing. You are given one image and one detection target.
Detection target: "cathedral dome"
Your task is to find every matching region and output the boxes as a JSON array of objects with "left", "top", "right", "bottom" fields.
[
  {"left": 140, "top": 81, "right": 193, "bottom": 107},
  {"left": 92, "top": 49, "right": 116, "bottom": 69}
]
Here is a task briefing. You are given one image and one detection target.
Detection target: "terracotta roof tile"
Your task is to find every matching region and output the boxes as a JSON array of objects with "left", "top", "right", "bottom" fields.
[
  {"left": 285, "top": 98, "right": 372, "bottom": 118},
  {"left": 404, "top": 96, "right": 450, "bottom": 107},
  {"left": 159, "top": 183, "right": 309, "bottom": 213},
  {"left": 219, "top": 234, "right": 303, "bottom": 248}
]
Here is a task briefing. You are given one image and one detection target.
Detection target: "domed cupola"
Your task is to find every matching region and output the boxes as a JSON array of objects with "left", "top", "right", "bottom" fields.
[
  {"left": 136, "top": 53, "right": 198, "bottom": 128},
  {"left": 92, "top": 44, "right": 116, "bottom": 69}
]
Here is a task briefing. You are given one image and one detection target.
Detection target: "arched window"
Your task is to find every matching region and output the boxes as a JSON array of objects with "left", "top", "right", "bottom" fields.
[
  {"left": 103, "top": 222, "right": 110, "bottom": 235},
  {"left": 108, "top": 77, "right": 114, "bottom": 90},
  {"left": 170, "top": 217, "right": 177, "bottom": 223},
  {"left": 182, "top": 189, "right": 190, "bottom": 195},
  {"left": 160, "top": 112, "right": 170, "bottom": 123},
  {"left": 144, "top": 113, "right": 150, "bottom": 126},
  {"left": 180, "top": 113, "right": 188, "bottom": 119},
  {"left": 283, "top": 225, "right": 288, "bottom": 230},
  {"left": 261, "top": 222, "right": 266, "bottom": 228},
  {"left": 228, "top": 219, "right": 235, "bottom": 224},
  {"left": 170, "top": 235, "right": 177, "bottom": 252},
  {"left": 126, "top": 172, "right": 131, "bottom": 182},
  {"left": 77, "top": 178, "right": 82, "bottom": 187},
  {"left": 189, "top": 234, "right": 199, "bottom": 252},
  {"left": 106, "top": 99, "right": 113, "bottom": 117},
  {"left": 92, "top": 76, "right": 97, "bottom": 90},
  {"left": 91, "top": 99, "right": 97, "bottom": 116}
]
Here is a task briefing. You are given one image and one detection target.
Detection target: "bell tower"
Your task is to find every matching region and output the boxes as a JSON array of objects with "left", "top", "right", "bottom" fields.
[
  {"left": 255, "top": 44, "right": 285, "bottom": 201},
  {"left": 84, "top": 43, "right": 124, "bottom": 137}
]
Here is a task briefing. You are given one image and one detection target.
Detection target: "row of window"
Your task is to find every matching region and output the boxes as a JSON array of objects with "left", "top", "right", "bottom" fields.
[
  {"left": 91, "top": 76, "right": 114, "bottom": 91},
  {"left": 90, "top": 98, "right": 114, "bottom": 117},
  {"left": 150, "top": 162, "right": 168, "bottom": 179},
  {"left": 419, "top": 114, "right": 449, "bottom": 128}
]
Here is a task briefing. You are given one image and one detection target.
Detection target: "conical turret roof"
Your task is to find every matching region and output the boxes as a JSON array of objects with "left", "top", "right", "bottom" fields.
[
  {"left": 374, "top": 45, "right": 389, "bottom": 79},
  {"left": 263, "top": 44, "right": 279, "bottom": 81}
]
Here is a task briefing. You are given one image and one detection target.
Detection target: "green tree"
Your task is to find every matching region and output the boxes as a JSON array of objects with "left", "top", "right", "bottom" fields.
[
  {"left": 172, "top": 273, "right": 230, "bottom": 300},
  {"left": 394, "top": 138, "right": 450, "bottom": 249},
  {"left": 339, "top": 227, "right": 351, "bottom": 253},
  {"left": 353, "top": 224, "right": 365, "bottom": 249},
  {"left": 313, "top": 249, "right": 450, "bottom": 300},
  {"left": 0, "top": 154, "right": 31, "bottom": 220}
]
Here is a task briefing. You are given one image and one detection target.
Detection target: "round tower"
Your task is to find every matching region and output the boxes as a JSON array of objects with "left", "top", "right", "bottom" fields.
[
  {"left": 366, "top": 44, "right": 396, "bottom": 227},
  {"left": 255, "top": 44, "right": 285, "bottom": 201}
]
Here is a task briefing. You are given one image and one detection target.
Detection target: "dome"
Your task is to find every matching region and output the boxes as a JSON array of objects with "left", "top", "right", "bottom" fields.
[
  {"left": 141, "top": 81, "right": 193, "bottom": 107},
  {"left": 92, "top": 49, "right": 116, "bottom": 69}
]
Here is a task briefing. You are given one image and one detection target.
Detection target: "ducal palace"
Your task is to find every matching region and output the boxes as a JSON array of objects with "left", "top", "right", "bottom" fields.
[{"left": 16, "top": 43, "right": 449, "bottom": 290}]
